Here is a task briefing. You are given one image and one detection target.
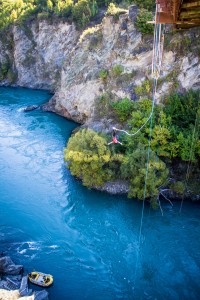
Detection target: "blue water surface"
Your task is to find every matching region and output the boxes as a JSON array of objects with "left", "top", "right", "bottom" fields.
[{"left": 0, "top": 87, "right": 200, "bottom": 300}]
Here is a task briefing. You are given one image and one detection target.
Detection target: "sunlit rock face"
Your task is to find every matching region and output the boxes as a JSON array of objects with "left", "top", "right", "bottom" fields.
[
  {"left": 0, "top": 6, "right": 199, "bottom": 124},
  {"left": 0, "top": 19, "right": 78, "bottom": 90}
]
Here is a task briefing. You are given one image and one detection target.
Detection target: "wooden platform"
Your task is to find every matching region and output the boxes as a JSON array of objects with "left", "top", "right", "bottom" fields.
[{"left": 156, "top": 0, "right": 200, "bottom": 29}]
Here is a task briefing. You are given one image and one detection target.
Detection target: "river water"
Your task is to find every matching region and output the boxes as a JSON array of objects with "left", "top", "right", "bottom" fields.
[{"left": 0, "top": 87, "right": 200, "bottom": 300}]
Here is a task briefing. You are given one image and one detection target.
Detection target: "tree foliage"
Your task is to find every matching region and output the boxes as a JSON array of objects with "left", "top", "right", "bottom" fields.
[
  {"left": 120, "top": 145, "right": 169, "bottom": 200},
  {"left": 64, "top": 129, "right": 113, "bottom": 187},
  {"left": 64, "top": 90, "right": 200, "bottom": 202},
  {"left": 132, "top": 0, "right": 155, "bottom": 11},
  {"left": 112, "top": 97, "right": 134, "bottom": 122},
  {"left": 135, "top": 8, "right": 154, "bottom": 34},
  {"left": 72, "top": 0, "right": 90, "bottom": 28},
  {"left": 0, "top": 0, "right": 156, "bottom": 31}
]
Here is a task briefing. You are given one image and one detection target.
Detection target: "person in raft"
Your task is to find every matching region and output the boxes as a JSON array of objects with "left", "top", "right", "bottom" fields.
[{"left": 108, "top": 127, "right": 122, "bottom": 145}]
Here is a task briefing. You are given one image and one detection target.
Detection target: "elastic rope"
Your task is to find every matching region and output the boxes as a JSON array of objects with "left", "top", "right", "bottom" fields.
[
  {"left": 133, "top": 4, "right": 161, "bottom": 288},
  {"left": 113, "top": 113, "right": 152, "bottom": 137}
]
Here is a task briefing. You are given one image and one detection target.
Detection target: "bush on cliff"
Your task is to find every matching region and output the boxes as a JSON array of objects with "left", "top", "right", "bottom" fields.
[
  {"left": 105, "top": 3, "right": 127, "bottom": 20},
  {"left": 72, "top": 0, "right": 99, "bottom": 29},
  {"left": 135, "top": 8, "right": 154, "bottom": 34},
  {"left": 54, "top": 0, "right": 73, "bottom": 17},
  {"left": 133, "top": 0, "right": 155, "bottom": 11},
  {"left": 112, "top": 97, "right": 134, "bottom": 122}
]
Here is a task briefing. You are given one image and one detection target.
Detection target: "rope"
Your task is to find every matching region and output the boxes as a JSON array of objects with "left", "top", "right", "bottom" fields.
[
  {"left": 113, "top": 113, "right": 152, "bottom": 137},
  {"left": 114, "top": 13, "right": 166, "bottom": 139},
  {"left": 133, "top": 3, "right": 164, "bottom": 289}
]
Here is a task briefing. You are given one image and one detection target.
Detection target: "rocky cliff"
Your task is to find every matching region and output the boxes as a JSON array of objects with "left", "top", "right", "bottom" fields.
[
  {"left": 0, "top": 18, "right": 78, "bottom": 90},
  {"left": 0, "top": 6, "right": 199, "bottom": 127}
]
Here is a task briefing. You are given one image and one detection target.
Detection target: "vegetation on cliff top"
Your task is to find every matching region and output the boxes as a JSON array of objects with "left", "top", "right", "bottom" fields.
[
  {"left": 64, "top": 90, "right": 200, "bottom": 203},
  {"left": 0, "top": 0, "right": 155, "bottom": 31}
]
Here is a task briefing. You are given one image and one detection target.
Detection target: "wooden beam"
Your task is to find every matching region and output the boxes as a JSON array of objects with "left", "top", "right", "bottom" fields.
[
  {"left": 176, "top": 20, "right": 200, "bottom": 24},
  {"left": 180, "top": 8, "right": 200, "bottom": 14},
  {"left": 179, "top": 12, "right": 200, "bottom": 19},
  {"left": 182, "top": 1, "right": 200, "bottom": 9},
  {"left": 176, "top": 24, "right": 200, "bottom": 29}
]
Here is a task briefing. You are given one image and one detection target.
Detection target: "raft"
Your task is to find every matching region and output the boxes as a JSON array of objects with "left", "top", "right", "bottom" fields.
[{"left": 28, "top": 271, "right": 53, "bottom": 287}]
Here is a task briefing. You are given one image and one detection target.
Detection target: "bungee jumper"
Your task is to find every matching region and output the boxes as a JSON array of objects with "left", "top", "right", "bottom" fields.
[{"left": 108, "top": 128, "right": 122, "bottom": 145}]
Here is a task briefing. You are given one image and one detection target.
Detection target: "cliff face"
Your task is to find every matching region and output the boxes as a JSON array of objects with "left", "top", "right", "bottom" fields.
[
  {"left": 0, "top": 19, "right": 78, "bottom": 90},
  {"left": 0, "top": 6, "right": 199, "bottom": 125}
]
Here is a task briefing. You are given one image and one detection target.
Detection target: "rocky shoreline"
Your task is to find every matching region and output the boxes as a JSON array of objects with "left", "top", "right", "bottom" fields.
[{"left": 0, "top": 256, "right": 49, "bottom": 300}]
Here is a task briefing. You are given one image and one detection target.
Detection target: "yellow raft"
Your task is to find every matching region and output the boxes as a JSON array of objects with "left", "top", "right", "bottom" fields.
[{"left": 28, "top": 271, "right": 53, "bottom": 287}]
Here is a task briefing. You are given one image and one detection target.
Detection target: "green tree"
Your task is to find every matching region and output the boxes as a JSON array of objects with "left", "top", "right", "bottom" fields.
[
  {"left": 64, "top": 129, "right": 113, "bottom": 187},
  {"left": 111, "top": 64, "right": 124, "bottom": 77},
  {"left": 135, "top": 8, "right": 154, "bottom": 34},
  {"left": 47, "top": 0, "right": 53, "bottom": 12},
  {"left": 54, "top": 0, "right": 73, "bottom": 17},
  {"left": 112, "top": 98, "right": 134, "bottom": 122},
  {"left": 164, "top": 90, "right": 200, "bottom": 129},
  {"left": 72, "top": 0, "right": 92, "bottom": 29},
  {"left": 133, "top": 0, "right": 155, "bottom": 11},
  {"left": 99, "top": 69, "right": 108, "bottom": 80},
  {"left": 120, "top": 145, "right": 169, "bottom": 200}
]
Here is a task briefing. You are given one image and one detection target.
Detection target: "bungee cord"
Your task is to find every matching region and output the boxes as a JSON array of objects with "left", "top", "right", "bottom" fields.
[
  {"left": 133, "top": 3, "right": 165, "bottom": 289},
  {"left": 113, "top": 22, "right": 165, "bottom": 138}
]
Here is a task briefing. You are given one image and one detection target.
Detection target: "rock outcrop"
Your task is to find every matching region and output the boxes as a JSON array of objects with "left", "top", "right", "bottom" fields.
[
  {"left": 0, "top": 257, "right": 49, "bottom": 300},
  {"left": 0, "top": 19, "right": 78, "bottom": 90},
  {"left": 0, "top": 257, "right": 23, "bottom": 275}
]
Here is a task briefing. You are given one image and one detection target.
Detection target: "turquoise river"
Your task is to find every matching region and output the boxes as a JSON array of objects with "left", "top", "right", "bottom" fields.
[{"left": 0, "top": 87, "right": 200, "bottom": 299}]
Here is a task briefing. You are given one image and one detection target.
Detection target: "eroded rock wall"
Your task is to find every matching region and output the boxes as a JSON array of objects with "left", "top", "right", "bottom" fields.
[
  {"left": 0, "top": 19, "right": 78, "bottom": 90},
  {"left": 0, "top": 6, "right": 199, "bottom": 125}
]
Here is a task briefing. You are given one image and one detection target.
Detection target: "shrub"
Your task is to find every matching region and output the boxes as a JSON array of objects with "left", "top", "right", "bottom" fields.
[
  {"left": 99, "top": 69, "right": 108, "bottom": 80},
  {"left": 0, "top": 61, "right": 10, "bottom": 80},
  {"left": 72, "top": 0, "right": 98, "bottom": 29},
  {"left": 134, "top": 80, "right": 152, "bottom": 96},
  {"left": 46, "top": 0, "right": 53, "bottom": 12},
  {"left": 64, "top": 129, "right": 113, "bottom": 187},
  {"left": 164, "top": 90, "right": 200, "bottom": 129},
  {"left": 112, "top": 97, "right": 134, "bottom": 122},
  {"left": 111, "top": 64, "right": 124, "bottom": 77},
  {"left": 79, "top": 25, "right": 100, "bottom": 42},
  {"left": 54, "top": 0, "right": 73, "bottom": 17},
  {"left": 106, "top": 3, "right": 127, "bottom": 20},
  {"left": 135, "top": 9, "right": 154, "bottom": 34},
  {"left": 133, "top": 0, "right": 155, "bottom": 11},
  {"left": 120, "top": 145, "right": 169, "bottom": 200}
]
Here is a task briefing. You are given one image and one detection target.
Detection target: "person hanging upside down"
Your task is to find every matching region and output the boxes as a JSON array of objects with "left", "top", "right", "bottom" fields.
[{"left": 108, "top": 128, "right": 122, "bottom": 145}]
